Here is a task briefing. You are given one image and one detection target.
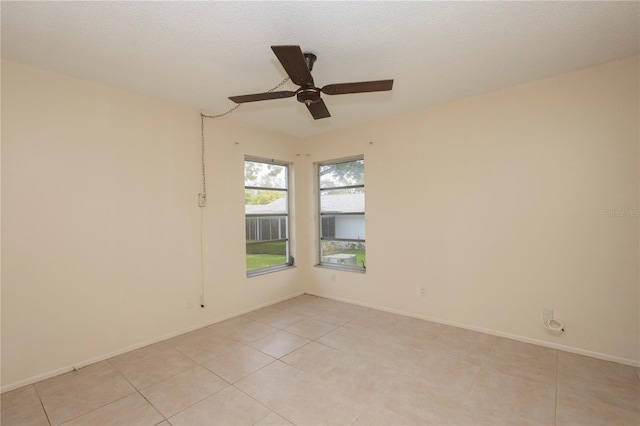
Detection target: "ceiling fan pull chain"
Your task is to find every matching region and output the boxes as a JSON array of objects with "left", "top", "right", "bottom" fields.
[
  {"left": 199, "top": 75, "right": 292, "bottom": 192},
  {"left": 196, "top": 74, "right": 289, "bottom": 309},
  {"left": 201, "top": 76, "right": 290, "bottom": 120},
  {"left": 266, "top": 76, "right": 291, "bottom": 93}
]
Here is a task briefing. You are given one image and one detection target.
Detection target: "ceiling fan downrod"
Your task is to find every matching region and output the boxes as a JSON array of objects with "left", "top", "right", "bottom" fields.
[{"left": 303, "top": 53, "right": 317, "bottom": 72}]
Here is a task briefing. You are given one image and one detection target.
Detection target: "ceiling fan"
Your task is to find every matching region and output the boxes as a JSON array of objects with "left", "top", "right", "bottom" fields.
[{"left": 228, "top": 45, "right": 394, "bottom": 120}]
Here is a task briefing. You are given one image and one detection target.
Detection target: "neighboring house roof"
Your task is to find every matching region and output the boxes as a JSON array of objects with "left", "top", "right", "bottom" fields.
[
  {"left": 319, "top": 193, "right": 365, "bottom": 213},
  {"left": 245, "top": 197, "right": 287, "bottom": 215},
  {"left": 245, "top": 193, "right": 364, "bottom": 215}
]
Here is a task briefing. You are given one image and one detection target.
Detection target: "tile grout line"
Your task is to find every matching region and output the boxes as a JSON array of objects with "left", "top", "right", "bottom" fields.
[
  {"left": 62, "top": 391, "right": 138, "bottom": 426},
  {"left": 125, "top": 347, "right": 237, "bottom": 423},
  {"left": 145, "top": 341, "right": 239, "bottom": 422},
  {"left": 135, "top": 387, "right": 168, "bottom": 423},
  {"left": 33, "top": 363, "right": 141, "bottom": 426},
  {"left": 554, "top": 349, "right": 559, "bottom": 426},
  {"left": 239, "top": 318, "right": 350, "bottom": 425},
  {"left": 156, "top": 382, "right": 231, "bottom": 423},
  {"left": 31, "top": 383, "right": 53, "bottom": 426},
  {"left": 105, "top": 358, "right": 168, "bottom": 424},
  {"left": 230, "top": 383, "right": 291, "bottom": 426}
]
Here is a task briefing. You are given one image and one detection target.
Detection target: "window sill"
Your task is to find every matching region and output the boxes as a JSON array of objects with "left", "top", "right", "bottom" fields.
[
  {"left": 247, "top": 264, "right": 296, "bottom": 278},
  {"left": 314, "top": 263, "right": 366, "bottom": 274}
]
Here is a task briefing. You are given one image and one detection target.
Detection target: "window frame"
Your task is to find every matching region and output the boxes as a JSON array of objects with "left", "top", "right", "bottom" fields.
[
  {"left": 244, "top": 156, "right": 293, "bottom": 277},
  {"left": 316, "top": 156, "right": 366, "bottom": 273}
]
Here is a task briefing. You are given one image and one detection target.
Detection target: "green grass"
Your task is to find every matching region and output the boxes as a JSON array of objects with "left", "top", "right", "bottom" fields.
[
  {"left": 246, "top": 254, "right": 287, "bottom": 271},
  {"left": 246, "top": 240, "right": 286, "bottom": 255},
  {"left": 246, "top": 246, "right": 366, "bottom": 271},
  {"left": 246, "top": 240, "right": 287, "bottom": 271}
]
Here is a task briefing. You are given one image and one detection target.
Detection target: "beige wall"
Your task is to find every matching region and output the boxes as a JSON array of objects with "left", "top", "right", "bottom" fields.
[
  {"left": 2, "top": 56, "right": 638, "bottom": 390},
  {"left": 1, "top": 60, "right": 304, "bottom": 389},
  {"left": 303, "top": 56, "right": 639, "bottom": 365}
]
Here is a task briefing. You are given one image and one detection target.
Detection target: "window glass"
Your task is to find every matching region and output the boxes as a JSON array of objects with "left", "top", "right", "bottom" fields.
[
  {"left": 245, "top": 162, "right": 287, "bottom": 189},
  {"left": 318, "top": 158, "right": 365, "bottom": 271},
  {"left": 320, "top": 241, "right": 366, "bottom": 268},
  {"left": 245, "top": 159, "right": 291, "bottom": 274},
  {"left": 245, "top": 189, "right": 287, "bottom": 214},
  {"left": 320, "top": 188, "right": 365, "bottom": 213},
  {"left": 319, "top": 159, "right": 364, "bottom": 188}
]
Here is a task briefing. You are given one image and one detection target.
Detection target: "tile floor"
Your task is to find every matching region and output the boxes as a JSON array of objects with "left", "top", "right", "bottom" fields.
[{"left": 2, "top": 295, "right": 639, "bottom": 425}]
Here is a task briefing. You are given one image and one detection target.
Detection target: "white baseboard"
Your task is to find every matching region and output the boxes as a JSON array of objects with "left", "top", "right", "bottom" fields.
[
  {"left": 5, "top": 289, "right": 636, "bottom": 393},
  {"left": 1, "top": 290, "right": 305, "bottom": 394},
  {"left": 306, "top": 291, "right": 640, "bottom": 368}
]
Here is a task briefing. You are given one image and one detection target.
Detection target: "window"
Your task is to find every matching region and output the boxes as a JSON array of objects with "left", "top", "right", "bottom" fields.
[
  {"left": 245, "top": 157, "right": 292, "bottom": 275},
  {"left": 318, "top": 157, "right": 365, "bottom": 271}
]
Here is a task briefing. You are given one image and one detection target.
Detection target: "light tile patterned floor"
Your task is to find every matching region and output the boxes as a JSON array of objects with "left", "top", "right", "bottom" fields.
[{"left": 2, "top": 295, "right": 639, "bottom": 425}]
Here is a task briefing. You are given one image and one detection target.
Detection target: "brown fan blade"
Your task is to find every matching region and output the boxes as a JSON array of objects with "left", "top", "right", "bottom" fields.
[
  {"left": 306, "top": 99, "right": 331, "bottom": 120},
  {"left": 321, "top": 79, "right": 394, "bottom": 95},
  {"left": 271, "top": 45, "right": 314, "bottom": 87},
  {"left": 228, "top": 91, "right": 296, "bottom": 104}
]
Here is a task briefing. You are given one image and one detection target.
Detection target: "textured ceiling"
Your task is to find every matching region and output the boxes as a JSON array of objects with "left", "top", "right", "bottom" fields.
[{"left": 2, "top": 1, "right": 639, "bottom": 138}]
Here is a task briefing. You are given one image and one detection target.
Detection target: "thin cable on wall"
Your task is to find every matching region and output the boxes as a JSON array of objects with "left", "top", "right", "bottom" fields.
[
  {"left": 200, "top": 114, "right": 207, "bottom": 199},
  {"left": 199, "top": 205, "right": 205, "bottom": 308},
  {"left": 197, "top": 76, "right": 291, "bottom": 309},
  {"left": 198, "top": 114, "right": 207, "bottom": 308}
]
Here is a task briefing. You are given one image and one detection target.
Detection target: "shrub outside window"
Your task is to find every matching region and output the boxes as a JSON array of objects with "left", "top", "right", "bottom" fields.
[{"left": 318, "top": 157, "right": 365, "bottom": 272}]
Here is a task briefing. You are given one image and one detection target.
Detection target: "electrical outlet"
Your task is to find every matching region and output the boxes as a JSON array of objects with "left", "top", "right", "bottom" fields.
[
  {"left": 186, "top": 298, "right": 194, "bottom": 310},
  {"left": 330, "top": 273, "right": 336, "bottom": 283},
  {"left": 419, "top": 286, "right": 427, "bottom": 297},
  {"left": 542, "top": 308, "right": 553, "bottom": 321},
  {"left": 198, "top": 193, "right": 206, "bottom": 207}
]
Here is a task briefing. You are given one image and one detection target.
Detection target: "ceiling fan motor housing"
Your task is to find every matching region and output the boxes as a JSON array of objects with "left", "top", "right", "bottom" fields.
[{"left": 296, "top": 87, "right": 321, "bottom": 105}]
